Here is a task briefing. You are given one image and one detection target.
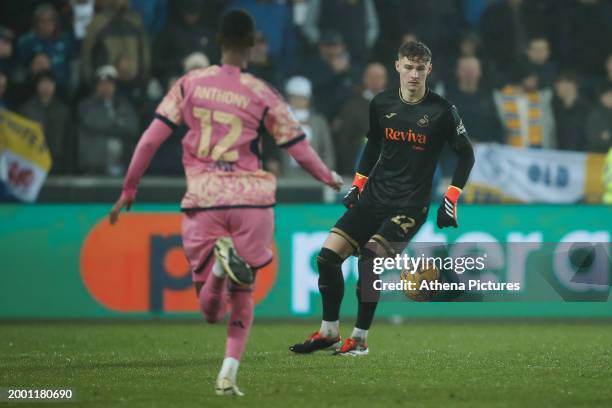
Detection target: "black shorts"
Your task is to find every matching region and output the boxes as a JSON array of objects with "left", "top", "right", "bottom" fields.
[{"left": 331, "top": 202, "right": 429, "bottom": 255}]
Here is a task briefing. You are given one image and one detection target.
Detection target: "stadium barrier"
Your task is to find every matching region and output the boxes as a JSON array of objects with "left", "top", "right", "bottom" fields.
[{"left": 0, "top": 204, "right": 610, "bottom": 319}]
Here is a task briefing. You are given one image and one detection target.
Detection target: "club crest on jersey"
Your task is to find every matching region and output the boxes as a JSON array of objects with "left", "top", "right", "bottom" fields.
[
  {"left": 384, "top": 127, "right": 427, "bottom": 150},
  {"left": 417, "top": 114, "right": 429, "bottom": 127}
]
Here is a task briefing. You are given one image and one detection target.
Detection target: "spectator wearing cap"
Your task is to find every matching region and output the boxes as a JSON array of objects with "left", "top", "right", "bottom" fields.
[
  {"left": 19, "top": 71, "right": 72, "bottom": 174},
  {"left": 303, "top": 0, "right": 378, "bottom": 66},
  {"left": 278, "top": 76, "right": 335, "bottom": 179},
  {"left": 15, "top": 3, "right": 75, "bottom": 89},
  {"left": 153, "top": 0, "right": 218, "bottom": 88},
  {"left": 301, "top": 31, "right": 357, "bottom": 122},
  {"left": 585, "top": 84, "right": 612, "bottom": 153},
  {"left": 81, "top": 0, "right": 150, "bottom": 85},
  {"left": 332, "top": 62, "right": 387, "bottom": 175},
  {"left": 77, "top": 65, "right": 139, "bottom": 175},
  {"left": 552, "top": 72, "right": 590, "bottom": 152}
]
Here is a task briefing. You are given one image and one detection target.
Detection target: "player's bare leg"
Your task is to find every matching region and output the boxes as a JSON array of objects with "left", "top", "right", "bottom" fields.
[{"left": 289, "top": 232, "right": 354, "bottom": 354}]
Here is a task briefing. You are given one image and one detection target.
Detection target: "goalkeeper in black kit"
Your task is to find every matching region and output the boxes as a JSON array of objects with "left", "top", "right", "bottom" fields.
[{"left": 290, "top": 41, "right": 475, "bottom": 356}]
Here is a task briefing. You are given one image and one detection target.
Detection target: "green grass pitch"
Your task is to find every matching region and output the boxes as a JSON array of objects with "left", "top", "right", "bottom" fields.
[{"left": 2, "top": 321, "right": 612, "bottom": 407}]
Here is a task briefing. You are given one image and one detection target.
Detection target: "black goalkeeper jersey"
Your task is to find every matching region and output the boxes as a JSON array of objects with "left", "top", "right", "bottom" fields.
[{"left": 358, "top": 87, "right": 473, "bottom": 209}]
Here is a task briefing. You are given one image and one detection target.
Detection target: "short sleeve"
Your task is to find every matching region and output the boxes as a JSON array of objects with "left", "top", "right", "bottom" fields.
[
  {"left": 261, "top": 84, "right": 305, "bottom": 147},
  {"left": 155, "top": 77, "right": 185, "bottom": 128}
]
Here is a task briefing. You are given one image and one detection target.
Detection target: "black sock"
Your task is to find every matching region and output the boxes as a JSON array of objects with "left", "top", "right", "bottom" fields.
[
  {"left": 355, "top": 248, "right": 380, "bottom": 330},
  {"left": 317, "top": 248, "right": 345, "bottom": 321}
]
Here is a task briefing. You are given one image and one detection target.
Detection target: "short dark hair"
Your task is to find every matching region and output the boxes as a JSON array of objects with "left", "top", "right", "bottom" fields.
[
  {"left": 218, "top": 9, "right": 255, "bottom": 50},
  {"left": 398, "top": 41, "right": 432, "bottom": 62}
]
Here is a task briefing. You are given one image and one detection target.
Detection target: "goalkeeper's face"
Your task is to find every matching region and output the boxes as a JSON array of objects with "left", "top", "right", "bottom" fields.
[{"left": 395, "top": 57, "right": 431, "bottom": 94}]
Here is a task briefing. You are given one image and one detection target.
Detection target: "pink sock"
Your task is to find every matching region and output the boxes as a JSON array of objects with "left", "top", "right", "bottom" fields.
[
  {"left": 224, "top": 289, "right": 254, "bottom": 360},
  {"left": 199, "top": 275, "right": 228, "bottom": 323}
]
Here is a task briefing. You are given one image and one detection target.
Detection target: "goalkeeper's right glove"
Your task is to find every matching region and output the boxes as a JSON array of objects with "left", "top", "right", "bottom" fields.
[{"left": 342, "top": 173, "right": 368, "bottom": 208}]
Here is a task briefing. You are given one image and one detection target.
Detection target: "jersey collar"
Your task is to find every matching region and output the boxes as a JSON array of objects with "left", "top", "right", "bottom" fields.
[
  {"left": 398, "top": 87, "right": 429, "bottom": 105},
  {"left": 221, "top": 64, "right": 242, "bottom": 75}
]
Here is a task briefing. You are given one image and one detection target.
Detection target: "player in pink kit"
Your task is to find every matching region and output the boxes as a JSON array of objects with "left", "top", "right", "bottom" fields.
[{"left": 109, "top": 10, "right": 342, "bottom": 396}]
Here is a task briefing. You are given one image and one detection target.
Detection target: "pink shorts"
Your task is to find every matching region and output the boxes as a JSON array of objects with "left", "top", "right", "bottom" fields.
[{"left": 182, "top": 207, "right": 275, "bottom": 282}]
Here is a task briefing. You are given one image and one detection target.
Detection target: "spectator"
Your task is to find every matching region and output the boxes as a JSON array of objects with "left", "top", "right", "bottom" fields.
[
  {"left": 115, "top": 53, "right": 148, "bottom": 128},
  {"left": 493, "top": 63, "right": 556, "bottom": 148},
  {"left": 525, "top": 36, "right": 556, "bottom": 90},
  {"left": 479, "top": 0, "right": 528, "bottom": 80},
  {"left": 247, "top": 32, "right": 280, "bottom": 89},
  {"left": 596, "top": 52, "right": 612, "bottom": 96},
  {"left": 303, "top": 0, "right": 378, "bottom": 66},
  {"left": 183, "top": 52, "right": 209, "bottom": 73},
  {"left": 153, "top": 0, "right": 217, "bottom": 87},
  {"left": 387, "top": 1, "right": 462, "bottom": 71},
  {"left": 0, "top": 70, "right": 7, "bottom": 108},
  {"left": 447, "top": 31, "right": 500, "bottom": 89},
  {"left": 446, "top": 56, "right": 503, "bottom": 144},
  {"left": 0, "top": 27, "right": 15, "bottom": 77},
  {"left": 12, "top": 52, "right": 57, "bottom": 106},
  {"left": 332, "top": 62, "right": 387, "bottom": 175},
  {"left": 301, "top": 31, "right": 356, "bottom": 122},
  {"left": 229, "top": 0, "right": 296, "bottom": 77},
  {"left": 15, "top": 3, "right": 74, "bottom": 89},
  {"left": 77, "top": 65, "right": 139, "bottom": 175},
  {"left": 585, "top": 84, "right": 612, "bottom": 153},
  {"left": 557, "top": 0, "right": 612, "bottom": 83},
  {"left": 279, "top": 76, "right": 335, "bottom": 178},
  {"left": 552, "top": 72, "right": 590, "bottom": 151},
  {"left": 19, "top": 71, "right": 72, "bottom": 174},
  {"left": 70, "top": 0, "right": 95, "bottom": 42},
  {"left": 130, "top": 0, "right": 168, "bottom": 36},
  {"left": 81, "top": 0, "right": 150, "bottom": 84}
]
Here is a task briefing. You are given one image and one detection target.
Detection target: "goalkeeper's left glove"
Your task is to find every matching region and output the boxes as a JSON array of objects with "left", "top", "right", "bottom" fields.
[
  {"left": 437, "top": 186, "right": 462, "bottom": 228},
  {"left": 342, "top": 173, "right": 368, "bottom": 208}
]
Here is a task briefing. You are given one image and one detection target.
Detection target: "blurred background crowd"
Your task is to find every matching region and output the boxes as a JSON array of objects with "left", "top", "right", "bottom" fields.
[{"left": 0, "top": 0, "right": 610, "bottom": 181}]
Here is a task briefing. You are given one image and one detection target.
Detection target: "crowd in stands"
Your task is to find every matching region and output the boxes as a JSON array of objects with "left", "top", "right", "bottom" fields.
[{"left": 0, "top": 0, "right": 610, "bottom": 178}]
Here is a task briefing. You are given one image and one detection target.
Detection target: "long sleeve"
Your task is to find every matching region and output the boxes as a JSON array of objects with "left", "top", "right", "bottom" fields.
[
  {"left": 121, "top": 118, "right": 174, "bottom": 199},
  {"left": 356, "top": 97, "right": 382, "bottom": 176},
  {"left": 285, "top": 139, "right": 333, "bottom": 184},
  {"left": 447, "top": 105, "right": 475, "bottom": 189},
  {"left": 356, "top": 138, "right": 380, "bottom": 177}
]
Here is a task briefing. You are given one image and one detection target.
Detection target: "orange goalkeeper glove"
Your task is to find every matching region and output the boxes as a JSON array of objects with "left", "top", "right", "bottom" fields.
[
  {"left": 342, "top": 173, "right": 367, "bottom": 208},
  {"left": 437, "top": 185, "right": 462, "bottom": 228}
]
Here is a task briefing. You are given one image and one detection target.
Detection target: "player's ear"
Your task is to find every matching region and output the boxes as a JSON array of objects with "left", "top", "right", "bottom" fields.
[
  {"left": 395, "top": 59, "right": 401, "bottom": 73},
  {"left": 428, "top": 63, "right": 432, "bottom": 75}
]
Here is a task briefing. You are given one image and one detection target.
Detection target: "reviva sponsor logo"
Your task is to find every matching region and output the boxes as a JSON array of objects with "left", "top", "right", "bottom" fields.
[{"left": 384, "top": 127, "right": 427, "bottom": 150}]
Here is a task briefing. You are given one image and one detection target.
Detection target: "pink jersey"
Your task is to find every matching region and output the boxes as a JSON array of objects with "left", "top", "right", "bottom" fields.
[{"left": 156, "top": 64, "right": 305, "bottom": 209}]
